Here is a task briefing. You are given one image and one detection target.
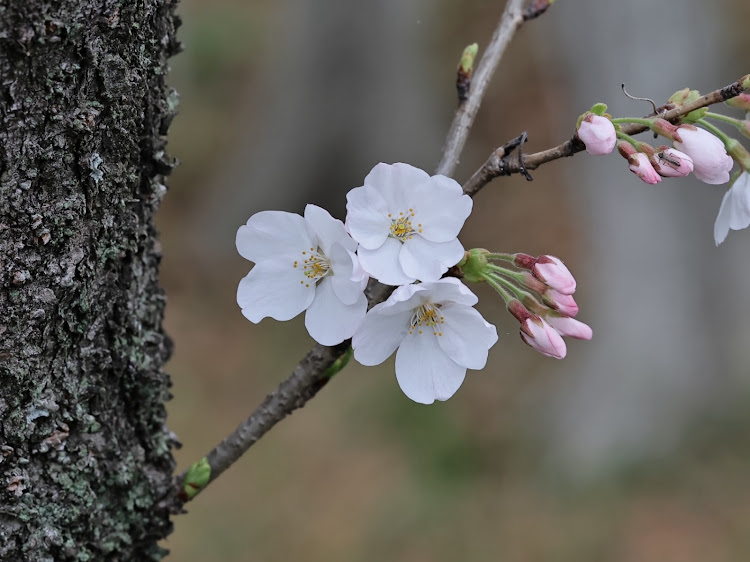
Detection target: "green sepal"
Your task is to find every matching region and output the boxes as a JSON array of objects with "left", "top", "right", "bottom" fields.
[
  {"left": 460, "top": 248, "right": 490, "bottom": 284},
  {"left": 668, "top": 88, "right": 705, "bottom": 123},
  {"left": 682, "top": 106, "right": 707, "bottom": 123},
  {"left": 590, "top": 103, "right": 608, "bottom": 116},
  {"left": 182, "top": 458, "right": 211, "bottom": 500},
  {"left": 726, "top": 138, "right": 750, "bottom": 171}
]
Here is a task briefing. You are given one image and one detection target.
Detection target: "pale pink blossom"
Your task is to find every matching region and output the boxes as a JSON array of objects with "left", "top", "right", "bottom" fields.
[
  {"left": 652, "top": 147, "right": 694, "bottom": 178},
  {"left": 545, "top": 316, "right": 593, "bottom": 340},
  {"left": 236, "top": 205, "right": 368, "bottom": 345},
  {"left": 674, "top": 126, "right": 733, "bottom": 184},
  {"left": 353, "top": 278, "right": 497, "bottom": 404},
  {"left": 346, "top": 163, "right": 472, "bottom": 285},
  {"left": 577, "top": 114, "right": 617, "bottom": 155},
  {"left": 629, "top": 153, "right": 662, "bottom": 184}
]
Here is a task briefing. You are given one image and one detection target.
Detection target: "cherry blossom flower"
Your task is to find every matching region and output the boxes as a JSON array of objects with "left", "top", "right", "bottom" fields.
[
  {"left": 714, "top": 171, "right": 750, "bottom": 245},
  {"left": 236, "top": 204, "right": 368, "bottom": 345},
  {"left": 674, "top": 126, "right": 733, "bottom": 184},
  {"left": 346, "top": 163, "right": 472, "bottom": 285},
  {"left": 577, "top": 114, "right": 616, "bottom": 155},
  {"left": 352, "top": 277, "right": 497, "bottom": 404}
]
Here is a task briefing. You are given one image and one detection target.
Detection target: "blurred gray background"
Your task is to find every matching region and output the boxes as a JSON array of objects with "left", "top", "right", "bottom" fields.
[{"left": 161, "top": 1, "right": 750, "bottom": 560}]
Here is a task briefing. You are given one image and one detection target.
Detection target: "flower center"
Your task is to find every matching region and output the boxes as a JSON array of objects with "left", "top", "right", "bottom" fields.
[
  {"left": 408, "top": 302, "right": 445, "bottom": 336},
  {"left": 293, "top": 247, "right": 330, "bottom": 287},
  {"left": 388, "top": 209, "right": 423, "bottom": 243}
]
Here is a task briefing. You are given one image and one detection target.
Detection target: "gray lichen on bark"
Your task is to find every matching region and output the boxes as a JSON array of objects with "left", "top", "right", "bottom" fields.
[{"left": 0, "top": 1, "right": 180, "bottom": 560}]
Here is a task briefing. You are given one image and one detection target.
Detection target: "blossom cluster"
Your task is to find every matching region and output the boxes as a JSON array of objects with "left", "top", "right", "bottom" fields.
[
  {"left": 576, "top": 92, "right": 750, "bottom": 246},
  {"left": 236, "top": 163, "right": 591, "bottom": 403}
]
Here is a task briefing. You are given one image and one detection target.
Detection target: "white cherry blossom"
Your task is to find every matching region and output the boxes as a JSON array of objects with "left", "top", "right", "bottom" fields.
[
  {"left": 236, "top": 204, "right": 368, "bottom": 345},
  {"left": 714, "top": 171, "right": 750, "bottom": 245},
  {"left": 345, "top": 163, "right": 472, "bottom": 285},
  {"left": 352, "top": 278, "right": 497, "bottom": 404}
]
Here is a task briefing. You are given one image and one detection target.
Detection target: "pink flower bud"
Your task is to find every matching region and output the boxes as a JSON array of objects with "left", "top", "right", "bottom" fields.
[
  {"left": 577, "top": 114, "right": 616, "bottom": 155},
  {"left": 673, "top": 125, "right": 734, "bottom": 185},
  {"left": 650, "top": 118, "right": 681, "bottom": 141},
  {"left": 507, "top": 300, "right": 566, "bottom": 359},
  {"left": 726, "top": 93, "right": 750, "bottom": 112},
  {"left": 520, "top": 317, "right": 567, "bottom": 359},
  {"left": 532, "top": 255, "right": 576, "bottom": 295},
  {"left": 545, "top": 316, "right": 593, "bottom": 340},
  {"left": 651, "top": 147, "right": 694, "bottom": 178},
  {"left": 628, "top": 153, "right": 662, "bottom": 184},
  {"left": 543, "top": 289, "right": 578, "bottom": 317}
]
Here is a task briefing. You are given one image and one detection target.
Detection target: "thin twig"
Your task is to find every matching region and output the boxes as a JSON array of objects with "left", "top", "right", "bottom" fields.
[
  {"left": 173, "top": 0, "right": 543, "bottom": 507},
  {"left": 463, "top": 75, "right": 750, "bottom": 196},
  {"left": 435, "top": 0, "right": 527, "bottom": 177}
]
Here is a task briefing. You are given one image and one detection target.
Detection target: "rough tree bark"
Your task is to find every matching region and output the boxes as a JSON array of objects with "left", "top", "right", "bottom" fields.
[{"left": 0, "top": 1, "right": 180, "bottom": 560}]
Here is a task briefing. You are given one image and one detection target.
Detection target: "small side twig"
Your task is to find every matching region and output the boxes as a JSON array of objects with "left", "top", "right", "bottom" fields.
[{"left": 463, "top": 74, "right": 750, "bottom": 195}]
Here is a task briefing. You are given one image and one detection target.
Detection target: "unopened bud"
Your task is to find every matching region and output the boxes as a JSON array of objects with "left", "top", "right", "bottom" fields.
[
  {"left": 459, "top": 43, "right": 478, "bottom": 74},
  {"left": 674, "top": 125, "right": 734, "bottom": 184},
  {"left": 650, "top": 146, "right": 694, "bottom": 178},
  {"left": 577, "top": 113, "right": 616, "bottom": 155},
  {"left": 545, "top": 316, "right": 593, "bottom": 340},
  {"left": 542, "top": 290, "right": 579, "bottom": 317},
  {"left": 508, "top": 300, "right": 566, "bottom": 359},
  {"left": 651, "top": 118, "right": 681, "bottom": 142},
  {"left": 628, "top": 153, "right": 662, "bottom": 184},
  {"left": 617, "top": 140, "right": 637, "bottom": 159},
  {"left": 726, "top": 93, "right": 750, "bottom": 112}
]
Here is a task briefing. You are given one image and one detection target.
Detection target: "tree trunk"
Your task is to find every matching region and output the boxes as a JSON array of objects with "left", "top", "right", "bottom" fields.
[{"left": 0, "top": 1, "right": 180, "bottom": 560}]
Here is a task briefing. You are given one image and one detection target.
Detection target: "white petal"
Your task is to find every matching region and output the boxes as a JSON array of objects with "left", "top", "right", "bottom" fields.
[
  {"left": 436, "top": 304, "right": 498, "bottom": 369},
  {"left": 410, "top": 176, "right": 472, "bottom": 242},
  {"left": 399, "top": 236, "right": 464, "bottom": 282},
  {"left": 236, "top": 211, "right": 315, "bottom": 262},
  {"left": 365, "top": 162, "right": 430, "bottom": 210},
  {"left": 352, "top": 306, "right": 411, "bottom": 366},
  {"left": 304, "top": 204, "right": 356, "bottom": 255},
  {"left": 345, "top": 185, "right": 390, "bottom": 250},
  {"left": 304, "top": 277, "right": 367, "bottom": 345},
  {"left": 416, "top": 277, "right": 478, "bottom": 307},
  {"left": 714, "top": 173, "right": 750, "bottom": 245},
  {"left": 237, "top": 259, "right": 315, "bottom": 322},
  {"left": 395, "top": 332, "right": 466, "bottom": 404},
  {"left": 328, "top": 244, "right": 367, "bottom": 305},
  {"left": 358, "top": 238, "right": 415, "bottom": 285}
]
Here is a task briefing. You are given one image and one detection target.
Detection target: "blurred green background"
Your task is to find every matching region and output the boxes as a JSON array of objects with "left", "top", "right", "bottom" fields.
[{"left": 159, "top": 0, "right": 750, "bottom": 560}]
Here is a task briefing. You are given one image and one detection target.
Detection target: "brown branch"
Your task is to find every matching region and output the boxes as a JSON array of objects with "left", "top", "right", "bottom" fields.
[
  {"left": 463, "top": 75, "right": 750, "bottom": 196},
  {"left": 173, "top": 0, "right": 549, "bottom": 507}
]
